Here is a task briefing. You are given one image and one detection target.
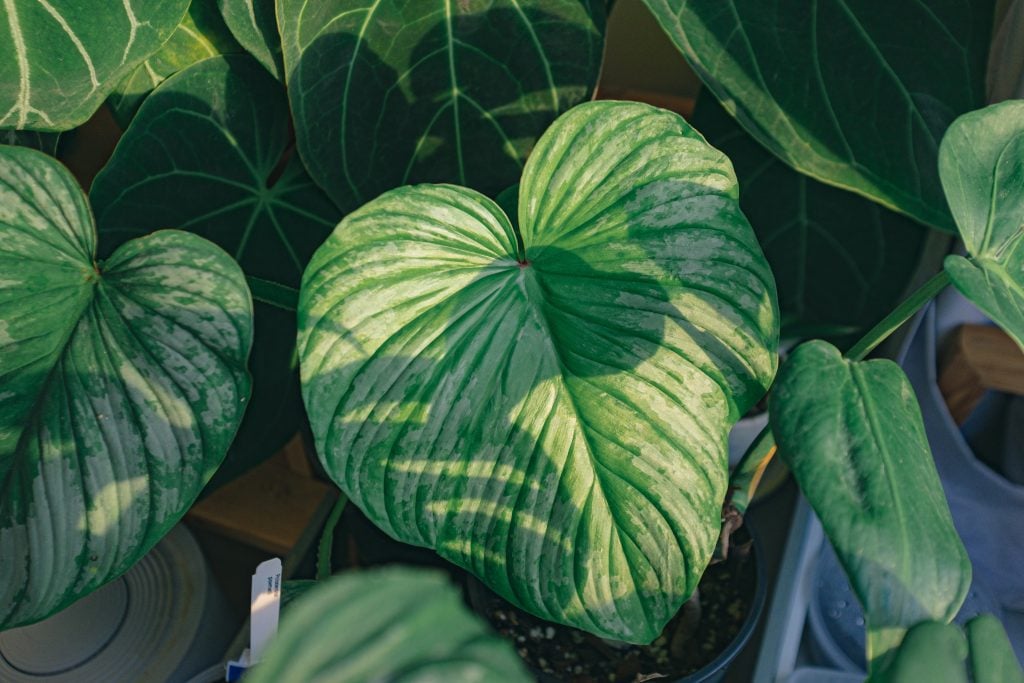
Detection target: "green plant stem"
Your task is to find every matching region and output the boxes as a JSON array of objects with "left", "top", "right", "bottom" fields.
[
  {"left": 727, "top": 269, "right": 953, "bottom": 514},
  {"left": 316, "top": 494, "right": 348, "bottom": 582},
  {"left": 247, "top": 275, "right": 299, "bottom": 312},
  {"left": 844, "top": 269, "right": 951, "bottom": 361}
]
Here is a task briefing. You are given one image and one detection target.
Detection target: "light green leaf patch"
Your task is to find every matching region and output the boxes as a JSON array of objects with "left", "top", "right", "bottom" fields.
[
  {"left": 107, "top": 0, "right": 242, "bottom": 127},
  {"left": 91, "top": 55, "right": 340, "bottom": 489},
  {"left": 643, "top": 0, "right": 994, "bottom": 232},
  {"left": 0, "top": 0, "right": 190, "bottom": 130},
  {"left": 0, "top": 145, "right": 252, "bottom": 629},
  {"left": 299, "top": 101, "right": 778, "bottom": 642},
  {"left": 245, "top": 568, "right": 531, "bottom": 683},
  {"left": 218, "top": 0, "right": 282, "bottom": 80},
  {"left": 939, "top": 100, "right": 1024, "bottom": 351},
  {"left": 770, "top": 340, "right": 970, "bottom": 671},
  {"left": 276, "top": 0, "right": 606, "bottom": 211}
]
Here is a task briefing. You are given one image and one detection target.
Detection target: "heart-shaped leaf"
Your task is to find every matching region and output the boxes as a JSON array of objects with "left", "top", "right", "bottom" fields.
[
  {"left": 770, "top": 340, "right": 970, "bottom": 670},
  {"left": 218, "top": 0, "right": 282, "bottom": 80},
  {"left": 643, "top": 0, "right": 994, "bottom": 232},
  {"left": 277, "top": 0, "right": 606, "bottom": 211},
  {"left": 0, "top": 145, "right": 253, "bottom": 629},
  {"left": 0, "top": 0, "right": 190, "bottom": 131},
  {"left": 246, "top": 568, "right": 532, "bottom": 683},
  {"left": 299, "top": 101, "right": 779, "bottom": 641},
  {"left": 91, "top": 55, "right": 339, "bottom": 488},
  {"left": 691, "top": 94, "right": 931, "bottom": 340},
  {"left": 939, "top": 100, "right": 1024, "bottom": 350},
  {"left": 107, "top": 0, "right": 242, "bottom": 127}
]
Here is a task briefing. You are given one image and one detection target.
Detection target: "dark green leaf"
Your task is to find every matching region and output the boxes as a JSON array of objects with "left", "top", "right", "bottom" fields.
[
  {"left": 277, "top": 0, "right": 606, "bottom": 211},
  {"left": 246, "top": 568, "right": 531, "bottom": 683},
  {"left": 939, "top": 100, "right": 1024, "bottom": 350},
  {"left": 107, "top": 0, "right": 241, "bottom": 127},
  {"left": 0, "top": 0, "right": 190, "bottom": 130},
  {"left": 218, "top": 0, "right": 282, "bottom": 80},
  {"left": 0, "top": 128, "right": 61, "bottom": 156},
  {"left": 692, "top": 94, "right": 931, "bottom": 340},
  {"left": 0, "top": 145, "right": 252, "bottom": 628},
  {"left": 90, "top": 55, "right": 339, "bottom": 488},
  {"left": 298, "top": 101, "right": 779, "bottom": 641},
  {"left": 643, "top": 0, "right": 994, "bottom": 232},
  {"left": 771, "top": 340, "right": 970, "bottom": 669}
]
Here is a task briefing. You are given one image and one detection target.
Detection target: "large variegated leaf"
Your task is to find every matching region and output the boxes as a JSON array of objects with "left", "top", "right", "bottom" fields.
[
  {"left": 643, "top": 0, "right": 994, "bottom": 232},
  {"left": 299, "top": 101, "right": 779, "bottom": 642},
  {"left": 277, "top": 0, "right": 606, "bottom": 211},
  {"left": 107, "top": 0, "right": 241, "bottom": 127},
  {"left": 0, "top": 146, "right": 252, "bottom": 629},
  {"left": 218, "top": 0, "right": 282, "bottom": 80},
  {"left": 691, "top": 94, "right": 930, "bottom": 340},
  {"left": 939, "top": 100, "right": 1024, "bottom": 350},
  {"left": 770, "top": 340, "right": 970, "bottom": 670},
  {"left": 91, "top": 55, "right": 338, "bottom": 488},
  {"left": 246, "top": 569, "right": 531, "bottom": 683},
  {"left": 0, "top": 0, "right": 190, "bottom": 130}
]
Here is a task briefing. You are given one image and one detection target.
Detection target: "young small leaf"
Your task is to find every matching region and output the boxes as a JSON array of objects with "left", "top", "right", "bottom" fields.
[
  {"left": 0, "top": 0, "right": 190, "bottom": 130},
  {"left": 244, "top": 569, "right": 531, "bottom": 683},
  {"left": 770, "top": 340, "right": 971, "bottom": 670},
  {"left": 218, "top": 0, "right": 283, "bottom": 80},
  {"left": 299, "top": 101, "right": 779, "bottom": 642},
  {"left": 939, "top": 100, "right": 1024, "bottom": 351},
  {"left": 0, "top": 146, "right": 253, "bottom": 629},
  {"left": 276, "top": 0, "right": 606, "bottom": 211}
]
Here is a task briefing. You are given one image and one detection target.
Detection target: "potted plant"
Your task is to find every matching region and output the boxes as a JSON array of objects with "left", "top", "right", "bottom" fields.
[{"left": 1, "top": 1, "right": 1023, "bottom": 682}]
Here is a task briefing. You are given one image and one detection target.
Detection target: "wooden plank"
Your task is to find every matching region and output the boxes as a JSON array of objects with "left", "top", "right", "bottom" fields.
[
  {"left": 187, "top": 454, "right": 336, "bottom": 556},
  {"left": 939, "top": 324, "right": 1024, "bottom": 424}
]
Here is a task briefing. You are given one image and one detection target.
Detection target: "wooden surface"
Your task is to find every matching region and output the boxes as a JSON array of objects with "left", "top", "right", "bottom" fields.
[{"left": 939, "top": 324, "right": 1024, "bottom": 424}]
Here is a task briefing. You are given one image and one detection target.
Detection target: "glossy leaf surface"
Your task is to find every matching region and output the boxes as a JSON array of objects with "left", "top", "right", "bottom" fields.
[
  {"left": 277, "top": 0, "right": 606, "bottom": 211},
  {"left": 91, "top": 55, "right": 339, "bottom": 487},
  {"left": 692, "top": 94, "right": 930, "bottom": 340},
  {"left": 771, "top": 340, "right": 970, "bottom": 667},
  {"left": 939, "top": 100, "right": 1024, "bottom": 350},
  {"left": 644, "top": 0, "right": 993, "bottom": 232},
  {"left": 107, "top": 0, "right": 241, "bottom": 127},
  {"left": 299, "top": 101, "right": 779, "bottom": 641},
  {"left": 0, "top": 0, "right": 190, "bottom": 130},
  {"left": 246, "top": 569, "right": 531, "bottom": 683},
  {"left": 218, "top": 0, "right": 282, "bottom": 80},
  {"left": 0, "top": 146, "right": 252, "bottom": 628}
]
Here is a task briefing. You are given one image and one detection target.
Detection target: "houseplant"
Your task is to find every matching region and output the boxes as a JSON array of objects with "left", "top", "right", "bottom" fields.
[{"left": 1, "top": 1, "right": 1023, "bottom": 681}]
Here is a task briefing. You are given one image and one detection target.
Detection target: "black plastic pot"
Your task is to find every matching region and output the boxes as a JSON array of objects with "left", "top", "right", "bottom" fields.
[{"left": 466, "top": 528, "right": 767, "bottom": 683}]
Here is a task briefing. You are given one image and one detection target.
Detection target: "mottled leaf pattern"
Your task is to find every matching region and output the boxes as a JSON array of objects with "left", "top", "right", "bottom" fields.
[
  {"left": 0, "top": 0, "right": 190, "bottom": 130},
  {"left": 692, "top": 94, "right": 930, "bottom": 339},
  {"left": 643, "top": 0, "right": 993, "bottom": 232},
  {"left": 299, "top": 101, "right": 778, "bottom": 641},
  {"left": 0, "top": 146, "right": 252, "bottom": 628},
  {"left": 91, "top": 55, "right": 339, "bottom": 487},
  {"left": 246, "top": 569, "right": 532, "bottom": 683},
  {"left": 939, "top": 100, "right": 1024, "bottom": 350},
  {"left": 107, "top": 0, "right": 241, "bottom": 127},
  {"left": 771, "top": 341, "right": 970, "bottom": 669},
  {"left": 218, "top": 0, "right": 282, "bottom": 80},
  {"left": 277, "top": 0, "right": 606, "bottom": 211}
]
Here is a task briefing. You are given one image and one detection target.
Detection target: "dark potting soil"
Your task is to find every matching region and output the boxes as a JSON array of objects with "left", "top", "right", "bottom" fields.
[{"left": 475, "top": 557, "right": 755, "bottom": 683}]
